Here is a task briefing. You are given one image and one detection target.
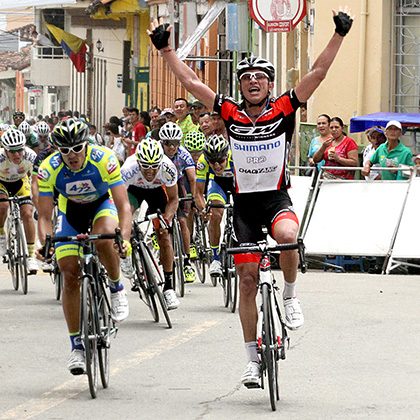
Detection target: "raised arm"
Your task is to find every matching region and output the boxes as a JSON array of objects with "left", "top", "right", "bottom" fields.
[
  {"left": 295, "top": 7, "right": 354, "bottom": 103},
  {"left": 147, "top": 21, "right": 216, "bottom": 111}
]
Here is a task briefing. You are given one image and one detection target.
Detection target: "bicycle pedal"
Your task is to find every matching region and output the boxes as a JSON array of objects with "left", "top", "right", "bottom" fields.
[
  {"left": 70, "top": 367, "right": 85, "bottom": 376},
  {"left": 28, "top": 270, "right": 38, "bottom": 275},
  {"left": 131, "top": 284, "right": 140, "bottom": 292},
  {"left": 2, "top": 255, "right": 8, "bottom": 264},
  {"left": 244, "top": 382, "right": 261, "bottom": 389}
]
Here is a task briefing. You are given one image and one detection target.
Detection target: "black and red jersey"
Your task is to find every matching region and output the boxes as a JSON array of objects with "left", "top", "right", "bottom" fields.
[{"left": 213, "top": 90, "right": 301, "bottom": 193}]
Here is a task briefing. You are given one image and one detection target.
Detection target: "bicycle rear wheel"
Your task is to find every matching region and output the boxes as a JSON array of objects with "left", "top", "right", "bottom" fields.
[
  {"left": 262, "top": 284, "right": 279, "bottom": 411},
  {"left": 141, "top": 241, "right": 172, "bottom": 329},
  {"left": 81, "top": 277, "right": 98, "bottom": 399},
  {"left": 16, "top": 220, "right": 28, "bottom": 295},
  {"left": 228, "top": 237, "right": 238, "bottom": 313},
  {"left": 54, "top": 265, "right": 63, "bottom": 301},
  {"left": 97, "top": 287, "right": 111, "bottom": 389},
  {"left": 193, "top": 214, "right": 206, "bottom": 283},
  {"left": 172, "top": 219, "right": 185, "bottom": 297},
  {"left": 132, "top": 246, "right": 159, "bottom": 322}
]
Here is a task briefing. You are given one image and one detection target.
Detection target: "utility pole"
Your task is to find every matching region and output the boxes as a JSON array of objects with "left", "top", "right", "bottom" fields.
[{"left": 86, "top": 28, "right": 93, "bottom": 120}]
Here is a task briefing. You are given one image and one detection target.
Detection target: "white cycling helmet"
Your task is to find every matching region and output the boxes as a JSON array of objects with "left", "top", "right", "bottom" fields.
[
  {"left": 203, "top": 134, "right": 229, "bottom": 161},
  {"left": 18, "top": 121, "right": 32, "bottom": 136},
  {"left": 36, "top": 121, "right": 50, "bottom": 136},
  {"left": 1, "top": 129, "right": 26, "bottom": 151},
  {"left": 159, "top": 122, "right": 183, "bottom": 141},
  {"left": 0, "top": 123, "right": 9, "bottom": 132}
]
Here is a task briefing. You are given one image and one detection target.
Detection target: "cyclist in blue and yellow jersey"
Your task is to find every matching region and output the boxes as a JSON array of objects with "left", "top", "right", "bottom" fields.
[
  {"left": 36, "top": 118, "right": 132, "bottom": 376},
  {"left": 0, "top": 129, "right": 38, "bottom": 273},
  {"left": 18, "top": 120, "right": 39, "bottom": 154},
  {"left": 121, "top": 138, "right": 180, "bottom": 310},
  {"left": 195, "top": 135, "right": 235, "bottom": 277},
  {"left": 159, "top": 122, "right": 197, "bottom": 283},
  {"left": 149, "top": 7, "right": 353, "bottom": 387}
]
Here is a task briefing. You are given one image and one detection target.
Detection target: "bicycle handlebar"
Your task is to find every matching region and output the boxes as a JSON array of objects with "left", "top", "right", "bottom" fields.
[
  {"left": 227, "top": 242, "right": 299, "bottom": 254},
  {"left": 0, "top": 195, "right": 31, "bottom": 203},
  {"left": 136, "top": 209, "right": 169, "bottom": 230}
]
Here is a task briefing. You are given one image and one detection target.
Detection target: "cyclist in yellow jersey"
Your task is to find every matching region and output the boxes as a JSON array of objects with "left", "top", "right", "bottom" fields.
[
  {"left": 0, "top": 129, "right": 38, "bottom": 273},
  {"left": 36, "top": 118, "right": 132, "bottom": 376}
]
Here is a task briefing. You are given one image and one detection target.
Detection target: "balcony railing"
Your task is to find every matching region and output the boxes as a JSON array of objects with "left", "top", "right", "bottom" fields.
[{"left": 32, "top": 46, "right": 68, "bottom": 60}]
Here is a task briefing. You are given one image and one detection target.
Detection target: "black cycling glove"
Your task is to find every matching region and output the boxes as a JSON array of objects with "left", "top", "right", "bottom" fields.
[
  {"left": 334, "top": 12, "right": 353, "bottom": 37},
  {"left": 149, "top": 23, "right": 171, "bottom": 50}
]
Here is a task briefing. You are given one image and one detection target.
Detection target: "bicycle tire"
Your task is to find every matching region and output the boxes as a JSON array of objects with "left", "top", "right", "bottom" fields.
[
  {"left": 193, "top": 214, "right": 206, "bottom": 284},
  {"left": 262, "top": 284, "right": 279, "bottom": 411},
  {"left": 17, "top": 220, "right": 28, "bottom": 295},
  {"left": 172, "top": 219, "right": 185, "bottom": 297},
  {"left": 81, "top": 277, "right": 98, "bottom": 399},
  {"left": 141, "top": 241, "right": 172, "bottom": 329},
  {"left": 132, "top": 246, "right": 159, "bottom": 322},
  {"left": 228, "top": 236, "right": 238, "bottom": 313},
  {"left": 97, "top": 284, "right": 110, "bottom": 389},
  {"left": 7, "top": 222, "right": 18, "bottom": 291},
  {"left": 54, "top": 266, "right": 63, "bottom": 301}
]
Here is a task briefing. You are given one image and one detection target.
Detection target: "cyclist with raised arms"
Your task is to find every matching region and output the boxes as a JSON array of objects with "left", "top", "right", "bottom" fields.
[
  {"left": 36, "top": 118, "right": 132, "bottom": 375},
  {"left": 148, "top": 6, "right": 353, "bottom": 387},
  {"left": 0, "top": 129, "right": 38, "bottom": 273},
  {"left": 159, "top": 122, "right": 197, "bottom": 283},
  {"left": 120, "top": 138, "right": 180, "bottom": 310},
  {"left": 195, "top": 134, "right": 235, "bottom": 277}
]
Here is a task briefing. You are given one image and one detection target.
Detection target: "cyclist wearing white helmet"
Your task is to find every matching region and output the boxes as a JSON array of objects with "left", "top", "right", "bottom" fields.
[
  {"left": 0, "top": 129, "right": 38, "bottom": 272},
  {"left": 121, "top": 137, "right": 180, "bottom": 310},
  {"left": 149, "top": 6, "right": 354, "bottom": 387},
  {"left": 160, "top": 122, "right": 197, "bottom": 283},
  {"left": 34, "top": 121, "right": 51, "bottom": 153},
  {"left": 18, "top": 121, "right": 39, "bottom": 154},
  {"left": 196, "top": 134, "right": 235, "bottom": 276}
]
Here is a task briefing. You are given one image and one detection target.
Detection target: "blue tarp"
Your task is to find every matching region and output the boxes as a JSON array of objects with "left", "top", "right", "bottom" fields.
[{"left": 350, "top": 112, "right": 420, "bottom": 133}]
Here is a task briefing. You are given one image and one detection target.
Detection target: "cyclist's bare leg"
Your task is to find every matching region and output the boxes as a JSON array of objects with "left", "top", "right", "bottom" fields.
[
  {"left": 156, "top": 227, "right": 174, "bottom": 272},
  {"left": 91, "top": 216, "right": 120, "bottom": 280},
  {"left": 0, "top": 196, "right": 8, "bottom": 228},
  {"left": 20, "top": 203, "right": 36, "bottom": 244},
  {"left": 272, "top": 218, "right": 299, "bottom": 284},
  {"left": 208, "top": 204, "right": 223, "bottom": 247},
  {"left": 237, "top": 262, "right": 259, "bottom": 342},
  {"left": 59, "top": 255, "right": 82, "bottom": 334},
  {"left": 178, "top": 215, "right": 191, "bottom": 253}
]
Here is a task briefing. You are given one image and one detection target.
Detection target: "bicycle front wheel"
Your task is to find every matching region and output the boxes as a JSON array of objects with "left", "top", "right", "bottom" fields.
[
  {"left": 97, "top": 287, "right": 111, "bottom": 389},
  {"left": 16, "top": 220, "right": 28, "bottom": 295},
  {"left": 262, "top": 284, "right": 279, "bottom": 411},
  {"left": 6, "top": 223, "right": 18, "bottom": 291},
  {"left": 172, "top": 219, "right": 185, "bottom": 298},
  {"left": 193, "top": 214, "right": 206, "bottom": 283},
  {"left": 228, "top": 237, "right": 238, "bottom": 313},
  {"left": 81, "top": 277, "right": 98, "bottom": 398}
]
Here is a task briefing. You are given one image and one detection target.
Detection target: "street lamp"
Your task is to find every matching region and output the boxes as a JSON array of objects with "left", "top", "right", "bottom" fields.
[{"left": 96, "top": 39, "right": 104, "bottom": 53}]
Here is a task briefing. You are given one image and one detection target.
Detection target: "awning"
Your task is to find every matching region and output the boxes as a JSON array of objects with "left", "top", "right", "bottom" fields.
[
  {"left": 177, "top": 0, "right": 228, "bottom": 61},
  {"left": 0, "top": 0, "right": 76, "bottom": 9},
  {"left": 350, "top": 112, "right": 420, "bottom": 133}
]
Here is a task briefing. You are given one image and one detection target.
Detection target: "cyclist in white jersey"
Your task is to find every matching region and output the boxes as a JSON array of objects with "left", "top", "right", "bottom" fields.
[
  {"left": 121, "top": 138, "right": 180, "bottom": 310},
  {"left": 148, "top": 6, "right": 354, "bottom": 387}
]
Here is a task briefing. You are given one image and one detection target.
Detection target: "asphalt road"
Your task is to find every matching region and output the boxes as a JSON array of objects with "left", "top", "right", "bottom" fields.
[{"left": 0, "top": 266, "right": 419, "bottom": 420}]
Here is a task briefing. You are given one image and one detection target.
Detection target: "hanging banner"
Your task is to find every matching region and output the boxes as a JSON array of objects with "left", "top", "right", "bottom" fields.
[{"left": 248, "top": 0, "right": 307, "bottom": 32}]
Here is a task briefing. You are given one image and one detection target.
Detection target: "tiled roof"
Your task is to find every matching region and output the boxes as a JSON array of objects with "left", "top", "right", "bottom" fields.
[
  {"left": 6, "top": 23, "right": 34, "bottom": 42},
  {"left": 0, "top": 45, "right": 31, "bottom": 72}
]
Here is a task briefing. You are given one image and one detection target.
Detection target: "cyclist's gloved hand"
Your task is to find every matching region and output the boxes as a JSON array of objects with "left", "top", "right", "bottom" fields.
[
  {"left": 122, "top": 239, "right": 132, "bottom": 258},
  {"left": 334, "top": 10, "right": 353, "bottom": 37},
  {"left": 149, "top": 23, "right": 171, "bottom": 50}
]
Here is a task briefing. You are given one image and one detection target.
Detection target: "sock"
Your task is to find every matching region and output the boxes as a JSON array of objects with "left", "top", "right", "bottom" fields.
[
  {"left": 0, "top": 226, "right": 4, "bottom": 235},
  {"left": 283, "top": 280, "right": 296, "bottom": 299},
  {"left": 109, "top": 276, "right": 124, "bottom": 293},
  {"left": 27, "top": 243, "right": 34, "bottom": 258},
  {"left": 245, "top": 341, "right": 259, "bottom": 363},
  {"left": 163, "top": 271, "right": 173, "bottom": 291},
  {"left": 211, "top": 246, "right": 220, "bottom": 261},
  {"left": 70, "top": 332, "right": 83, "bottom": 350}
]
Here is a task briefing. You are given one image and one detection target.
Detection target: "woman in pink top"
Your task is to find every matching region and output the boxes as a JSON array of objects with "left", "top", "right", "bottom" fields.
[{"left": 313, "top": 116, "right": 359, "bottom": 179}]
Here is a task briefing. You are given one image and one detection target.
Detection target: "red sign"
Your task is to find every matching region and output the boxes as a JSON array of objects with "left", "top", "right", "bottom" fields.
[{"left": 248, "top": 0, "right": 307, "bottom": 33}]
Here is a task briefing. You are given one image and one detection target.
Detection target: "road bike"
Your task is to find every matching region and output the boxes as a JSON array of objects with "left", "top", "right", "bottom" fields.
[
  {"left": 2, "top": 195, "right": 30, "bottom": 294},
  {"left": 130, "top": 212, "right": 172, "bottom": 328},
  {"left": 44, "top": 229, "right": 122, "bottom": 399},
  {"left": 191, "top": 212, "right": 211, "bottom": 284},
  {"left": 228, "top": 238, "right": 306, "bottom": 411},
  {"left": 206, "top": 194, "right": 238, "bottom": 312}
]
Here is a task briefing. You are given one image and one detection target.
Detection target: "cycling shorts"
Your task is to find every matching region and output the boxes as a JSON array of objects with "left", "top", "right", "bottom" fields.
[
  {"left": 127, "top": 185, "right": 168, "bottom": 214},
  {"left": 0, "top": 176, "right": 33, "bottom": 206},
  {"left": 177, "top": 175, "right": 191, "bottom": 217},
  {"left": 232, "top": 189, "right": 298, "bottom": 265},
  {"left": 55, "top": 194, "right": 118, "bottom": 260},
  {"left": 207, "top": 177, "right": 235, "bottom": 205}
]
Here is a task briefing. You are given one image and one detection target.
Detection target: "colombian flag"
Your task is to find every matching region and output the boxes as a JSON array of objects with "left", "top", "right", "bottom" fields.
[{"left": 46, "top": 24, "right": 87, "bottom": 73}]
